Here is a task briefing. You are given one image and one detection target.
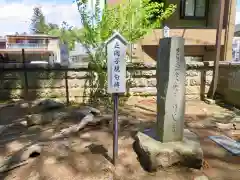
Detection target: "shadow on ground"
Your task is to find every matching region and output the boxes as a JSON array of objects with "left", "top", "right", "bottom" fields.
[
  {"left": 0, "top": 99, "right": 239, "bottom": 179},
  {"left": 0, "top": 100, "right": 157, "bottom": 179}
]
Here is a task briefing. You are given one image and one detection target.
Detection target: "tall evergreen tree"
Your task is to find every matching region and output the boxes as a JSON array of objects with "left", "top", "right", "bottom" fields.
[
  {"left": 48, "top": 23, "right": 59, "bottom": 30},
  {"left": 29, "top": 6, "right": 88, "bottom": 50},
  {"left": 30, "top": 6, "right": 48, "bottom": 34}
]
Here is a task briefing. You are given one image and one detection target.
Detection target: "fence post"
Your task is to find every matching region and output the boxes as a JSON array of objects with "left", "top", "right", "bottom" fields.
[
  {"left": 22, "top": 49, "right": 32, "bottom": 113},
  {"left": 64, "top": 70, "right": 69, "bottom": 105},
  {"left": 22, "top": 49, "right": 29, "bottom": 100},
  {"left": 200, "top": 65, "right": 207, "bottom": 101}
]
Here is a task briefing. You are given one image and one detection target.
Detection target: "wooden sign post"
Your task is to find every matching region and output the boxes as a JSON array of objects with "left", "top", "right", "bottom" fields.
[{"left": 106, "top": 31, "right": 128, "bottom": 165}]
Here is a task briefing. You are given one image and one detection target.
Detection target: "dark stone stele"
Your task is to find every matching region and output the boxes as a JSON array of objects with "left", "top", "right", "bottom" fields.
[{"left": 156, "top": 37, "right": 186, "bottom": 142}]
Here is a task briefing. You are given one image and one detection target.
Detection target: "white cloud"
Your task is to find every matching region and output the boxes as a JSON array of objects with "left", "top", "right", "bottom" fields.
[
  {"left": 1, "top": 0, "right": 237, "bottom": 36},
  {"left": 0, "top": 0, "right": 84, "bottom": 35}
]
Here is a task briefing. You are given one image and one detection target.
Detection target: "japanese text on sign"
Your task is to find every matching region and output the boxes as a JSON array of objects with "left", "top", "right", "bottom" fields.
[
  {"left": 171, "top": 48, "right": 181, "bottom": 132},
  {"left": 107, "top": 31, "right": 127, "bottom": 94},
  {"left": 112, "top": 41, "right": 121, "bottom": 89}
]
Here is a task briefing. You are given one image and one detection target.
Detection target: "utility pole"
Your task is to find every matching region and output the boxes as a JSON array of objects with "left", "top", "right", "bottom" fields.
[{"left": 210, "top": 0, "right": 225, "bottom": 99}]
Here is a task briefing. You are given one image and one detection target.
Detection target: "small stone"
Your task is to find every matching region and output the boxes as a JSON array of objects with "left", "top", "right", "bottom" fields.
[
  {"left": 225, "top": 130, "right": 240, "bottom": 138},
  {"left": 193, "top": 175, "right": 209, "bottom": 180},
  {"left": 71, "top": 109, "right": 89, "bottom": 120},
  {"left": 26, "top": 113, "right": 52, "bottom": 126},
  {"left": 26, "top": 111, "right": 68, "bottom": 126},
  {"left": 187, "top": 122, "right": 205, "bottom": 128},
  {"left": 79, "top": 113, "right": 95, "bottom": 125},
  {"left": 232, "top": 107, "right": 240, "bottom": 113},
  {"left": 19, "top": 102, "right": 29, "bottom": 108},
  {"left": 233, "top": 123, "right": 240, "bottom": 130},
  {"left": 51, "top": 111, "right": 69, "bottom": 121},
  {"left": 215, "top": 122, "right": 233, "bottom": 130},
  {"left": 204, "top": 98, "right": 215, "bottom": 105},
  {"left": 36, "top": 99, "right": 64, "bottom": 112},
  {"left": 232, "top": 116, "right": 240, "bottom": 122},
  {"left": 44, "top": 157, "right": 57, "bottom": 164},
  {"left": 19, "top": 120, "right": 27, "bottom": 126},
  {"left": 202, "top": 108, "right": 208, "bottom": 114},
  {"left": 51, "top": 142, "right": 69, "bottom": 156},
  {"left": 52, "top": 113, "right": 95, "bottom": 138},
  {"left": 28, "top": 171, "right": 40, "bottom": 180},
  {"left": 187, "top": 118, "right": 216, "bottom": 128},
  {"left": 230, "top": 130, "right": 240, "bottom": 136},
  {"left": 81, "top": 132, "right": 91, "bottom": 138},
  {"left": 6, "top": 141, "right": 25, "bottom": 153},
  {"left": 82, "top": 106, "right": 101, "bottom": 116},
  {"left": 133, "top": 129, "right": 203, "bottom": 172},
  {"left": 213, "top": 112, "right": 235, "bottom": 121},
  {"left": 20, "top": 144, "right": 42, "bottom": 161},
  {"left": 26, "top": 114, "right": 42, "bottom": 126}
]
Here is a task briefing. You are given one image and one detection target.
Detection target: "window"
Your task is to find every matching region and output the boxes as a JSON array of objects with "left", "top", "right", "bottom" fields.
[{"left": 180, "top": 0, "right": 207, "bottom": 19}]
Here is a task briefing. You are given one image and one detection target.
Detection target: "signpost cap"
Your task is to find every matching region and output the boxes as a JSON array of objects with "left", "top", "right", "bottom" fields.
[
  {"left": 105, "top": 30, "right": 128, "bottom": 46},
  {"left": 163, "top": 26, "right": 169, "bottom": 29}
]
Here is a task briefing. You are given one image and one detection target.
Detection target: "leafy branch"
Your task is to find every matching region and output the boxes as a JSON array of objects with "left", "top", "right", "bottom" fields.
[{"left": 75, "top": 0, "right": 176, "bottom": 104}]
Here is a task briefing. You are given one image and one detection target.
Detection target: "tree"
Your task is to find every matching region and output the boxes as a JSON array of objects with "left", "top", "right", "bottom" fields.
[
  {"left": 47, "top": 21, "right": 83, "bottom": 50},
  {"left": 75, "top": 0, "right": 176, "bottom": 102},
  {"left": 143, "top": 0, "right": 177, "bottom": 26},
  {"left": 48, "top": 23, "right": 59, "bottom": 30},
  {"left": 30, "top": 7, "right": 82, "bottom": 51},
  {"left": 30, "top": 6, "right": 48, "bottom": 34}
]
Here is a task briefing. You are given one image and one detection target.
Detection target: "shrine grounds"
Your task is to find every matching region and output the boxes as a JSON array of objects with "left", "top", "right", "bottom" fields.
[{"left": 0, "top": 96, "right": 239, "bottom": 180}]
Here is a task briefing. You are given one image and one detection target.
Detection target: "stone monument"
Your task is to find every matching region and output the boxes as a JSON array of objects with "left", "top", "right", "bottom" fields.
[
  {"left": 156, "top": 37, "right": 185, "bottom": 142},
  {"left": 133, "top": 37, "right": 203, "bottom": 172}
]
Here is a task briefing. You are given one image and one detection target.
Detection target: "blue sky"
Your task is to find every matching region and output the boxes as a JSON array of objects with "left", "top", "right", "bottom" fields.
[
  {"left": 238, "top": 0, "right": 240, "bottom": 13},
  {"left": 0, "top": 0, "right": 239, "bottom": 35},
  {"left": 0, "top": 0, "right": 104, "bottom": 35}
]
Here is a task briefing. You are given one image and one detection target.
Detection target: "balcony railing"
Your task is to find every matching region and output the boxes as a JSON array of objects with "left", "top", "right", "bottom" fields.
[{"left": 7, "top": 43, "right": 48, "bottom": 49}]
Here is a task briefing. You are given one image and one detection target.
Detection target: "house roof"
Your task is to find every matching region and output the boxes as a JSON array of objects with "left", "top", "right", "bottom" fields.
[
  {"left": 5, "top": 34, "right": 59, "bottom": 39},
  {"left": 105, "top": 30, "right": 128, "bottom": 45},
  {"left": 0, "top": 49, "right": 53, "bottom": 54}
]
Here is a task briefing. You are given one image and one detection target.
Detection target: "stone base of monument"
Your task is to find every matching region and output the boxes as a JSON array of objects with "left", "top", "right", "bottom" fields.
[{"left": 133, "top": 128, "right": 203, "bottom": 172}]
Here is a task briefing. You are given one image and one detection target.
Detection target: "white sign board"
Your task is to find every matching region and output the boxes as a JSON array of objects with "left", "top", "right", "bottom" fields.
[
  {"left": 106, "top": 31, "right": 128, "bottom": 93},
  {"left": 163, "top": 26, "right": 170, "bottom": 38}
]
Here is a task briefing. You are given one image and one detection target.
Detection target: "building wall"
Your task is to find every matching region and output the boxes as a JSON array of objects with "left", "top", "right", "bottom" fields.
[
  {"left": 217, "top": 62, "right": 240, "bottom": 108},
  {"left": 47, "top": 39, "right": 61, "bottom": 63},
  {"left": 108, "top": 0, "right": 234, "bottom": 29},
  {"left": 2, "top": 62, "right": 239, "bottom": 107},
  {"left": 107, "top": 0, "right": 236, "bottom": 62},
  {"left": 1, "top": 63, "right": 240, "bottom": 108},
  {"left": 2, "top": 36, "right": 60, "bottom": 63},
  {"left": 0, "top": 62, "right": 212, "bottom": 102},
  {"left": 165, "top": 0, "right": 206, "bottom": 28},
  {"left": 0, "top": 42, "right": 6, "bottom": 49},
  {"left": 223, "top": 0, "right": 236, "bottom": 61}
]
